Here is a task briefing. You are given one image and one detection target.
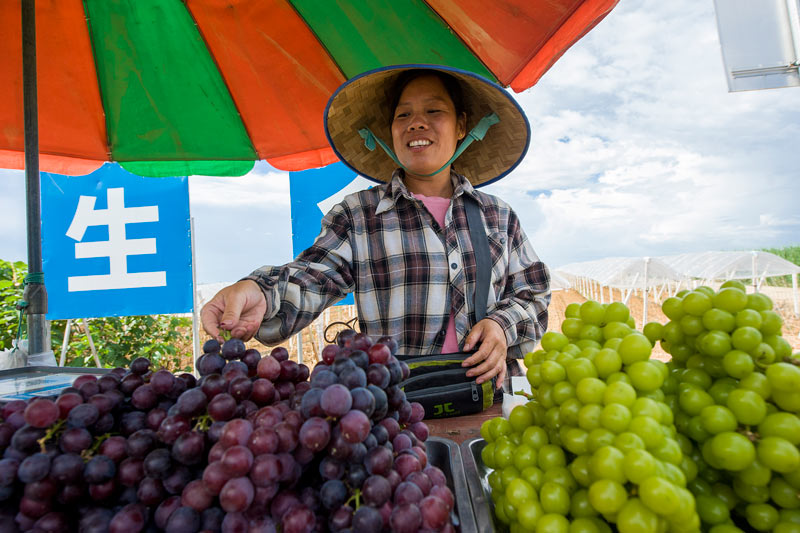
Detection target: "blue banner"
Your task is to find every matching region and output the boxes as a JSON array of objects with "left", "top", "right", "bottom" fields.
[
  {"left": 41, "top": 164, "right": 192, "bottom": 319},
  {"left": 289, "top": 162, "right": 373, "bottom": 306}
]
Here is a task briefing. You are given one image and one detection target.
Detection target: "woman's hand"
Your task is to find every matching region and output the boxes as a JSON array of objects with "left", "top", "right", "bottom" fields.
[
  {"left": 462, "top": 318, "right": 508, "bottom": 389},
  {"left": 200, "top": 280, "right": 268, "bottom": 342}
]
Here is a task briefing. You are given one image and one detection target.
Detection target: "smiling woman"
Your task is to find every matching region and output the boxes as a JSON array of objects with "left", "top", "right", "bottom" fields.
[
  {"left": 325, "top": 65, "right": 530, "bottom": 190},
  {"left": 201, "top": 64, "right": 551, "bottom": 409},
  {"left": 389, "top": 72, "right": 467, "bottom": 195}
]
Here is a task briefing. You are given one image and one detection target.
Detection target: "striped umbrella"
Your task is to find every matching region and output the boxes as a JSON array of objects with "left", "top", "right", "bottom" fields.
[
  {"left": 2, "top": 0, "right": 618, "bottom": 177},
  {"left": 3, "top": 0, "right": 618, "bottom": 355}
]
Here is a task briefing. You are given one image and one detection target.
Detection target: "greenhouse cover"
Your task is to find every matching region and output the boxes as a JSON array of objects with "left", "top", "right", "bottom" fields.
[
  {"left": 555, "top": 256, "right": 683, "bottom": 290},
  {"left": 555, "top": 251, "right": 799, "bottom": 322},
  {"left": 658, "top": 251, "right": 800, "bottom": 284},
  {"left": 556, "top": 251, "right": 799, "bottom": 288}
]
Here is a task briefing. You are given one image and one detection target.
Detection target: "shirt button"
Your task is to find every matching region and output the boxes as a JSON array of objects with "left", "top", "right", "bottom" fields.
[
  {"left": 437, "top": 330, "right": 446, "bottom": 339},
  {"left": 450, "top": 262, "right": 458, "bottom": 269}
]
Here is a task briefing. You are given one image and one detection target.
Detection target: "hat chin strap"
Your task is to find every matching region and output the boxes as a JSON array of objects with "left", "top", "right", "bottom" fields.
[{"left": 358, "top": 112, "right": 500, "bottom": 178}]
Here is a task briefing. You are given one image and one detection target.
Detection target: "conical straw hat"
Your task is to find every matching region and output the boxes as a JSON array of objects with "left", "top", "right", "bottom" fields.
[{"left": 324, "top": 64, "right": 530, "bottom": 188}]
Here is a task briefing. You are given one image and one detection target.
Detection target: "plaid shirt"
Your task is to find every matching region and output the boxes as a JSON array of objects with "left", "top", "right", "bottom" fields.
[{"left": 247, "top": 170, "right": 550, "bottom": 359}]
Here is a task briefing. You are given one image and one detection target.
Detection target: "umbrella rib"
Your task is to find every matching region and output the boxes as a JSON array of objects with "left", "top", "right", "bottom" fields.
[
  {"left": 283, "top": 0, "right": 349, "bottom": 83},
  {"left": 81, "top": 0, "right": 114, "bottom": 159},
  {"left": 418, "top": 0, "right": 502, "bottom": 85},
  {"left": 178, "top": 2, "right": 258, "bottom": 161},
  {"left": 511, "top": 0, "right": 585, "bottom": 80}
]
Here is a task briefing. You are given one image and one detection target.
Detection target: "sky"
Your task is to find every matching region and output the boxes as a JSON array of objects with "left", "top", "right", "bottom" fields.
[{"left": 1, "top": 0, "right": 799, "bottom": 286}]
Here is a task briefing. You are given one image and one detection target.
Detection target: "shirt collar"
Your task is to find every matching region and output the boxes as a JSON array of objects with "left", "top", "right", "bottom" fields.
[{"left": 375, "top": 169, "right": 480, "bottom": 215}]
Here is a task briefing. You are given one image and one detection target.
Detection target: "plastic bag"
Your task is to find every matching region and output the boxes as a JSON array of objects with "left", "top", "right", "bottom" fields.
[
  {"left": 502, "top": 376, "right": 532, "bottom": 419},
  {"left": 0, "top": 342, "right": 26, "bottom": 370}
]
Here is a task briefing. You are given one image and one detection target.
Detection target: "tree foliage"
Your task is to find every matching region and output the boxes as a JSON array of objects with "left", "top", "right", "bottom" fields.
[
  {"left": 0, "top": 259, "right": 27, "bottom": 351},
  {"left": 1, "top": 259, "right": 192, "bottom": 371},
  {"left": 762, "top": 245, "right": 800, "bottom": 286}
]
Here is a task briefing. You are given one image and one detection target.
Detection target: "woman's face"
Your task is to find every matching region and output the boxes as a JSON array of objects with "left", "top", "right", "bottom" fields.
[{"left": 391, "top": 75, "right": 466, "bottom": 181}]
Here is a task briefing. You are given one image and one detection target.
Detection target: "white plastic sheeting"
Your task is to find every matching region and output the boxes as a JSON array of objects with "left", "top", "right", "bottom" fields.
[
  {"left": 550, "top": 271, "right": 572, "bottom": 291},
  {"left": 555, "top": 251, "right": 800, "bottom": 323},
  {"left": 557, "top": 257, "right": 683, "bottom": 289},
  {"left": 659, "top": 251, "right": 799, "bottom": 317},
  {"left": 556, "top": 257, "right": 683, "bottom": 323},
  {"left": 659, "top": 251, "right": 800, "bottom": 286}
]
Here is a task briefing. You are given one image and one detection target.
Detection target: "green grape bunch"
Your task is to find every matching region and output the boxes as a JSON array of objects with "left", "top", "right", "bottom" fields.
[
  {"left": 654, "top": 280, "right": 800, "bottom": 533},
  {"left": 480, "top": 299, "right": 703, "bottom": 533}
]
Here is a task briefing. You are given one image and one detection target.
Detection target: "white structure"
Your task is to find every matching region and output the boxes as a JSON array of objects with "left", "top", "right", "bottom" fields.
[
  {"left": 556, "top": 251, "right": 800, "bottom": 323},
  {"left": 550, "top": 271, "right": 571, "bottom": 292},
  {"left": 556, "top": 257, "right": 684, "bottom": 323},
  {"left": 659, "top": 251, "right": 799, "bottom": 316},
  {"left": 714, "top": 0, "right": 800, "bottom": 92}
]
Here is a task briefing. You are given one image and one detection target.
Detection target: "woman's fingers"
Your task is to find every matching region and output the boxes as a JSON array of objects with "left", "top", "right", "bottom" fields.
[
  {"left": 200, "top": 281, "right": 267, "bottom": 342},
  {"left": 462, "top": 319, "right": 495, "bottom": 365},
  {"left": 495, "top": 362, "right": 507, "bottom": 390},
  {"left": 218, "top": 288, "right": 247, "bottom": 331},
  {"left": 200, "top": 297, "right": 227, "bottom": 340},
  {"left": 467, "top": 345, "right": 504, "bottom": 383},
  {"left": 463, "top": 319, "right": 507, "bottom": 387}
]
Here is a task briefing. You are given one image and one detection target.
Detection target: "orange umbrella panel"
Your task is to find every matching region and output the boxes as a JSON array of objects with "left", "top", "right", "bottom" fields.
[{"left": 1, "top": 0, "right": 109, "bottom": 175}]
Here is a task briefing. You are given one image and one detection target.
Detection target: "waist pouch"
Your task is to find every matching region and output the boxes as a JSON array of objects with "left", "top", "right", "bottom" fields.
[{"left": 397, "top": 354, "right": 495, "bottom": 419}]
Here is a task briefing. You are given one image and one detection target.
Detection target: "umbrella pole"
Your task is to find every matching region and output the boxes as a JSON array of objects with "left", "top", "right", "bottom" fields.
[{"left": 22, "top": 0, "right": 49, "bottom": 360}]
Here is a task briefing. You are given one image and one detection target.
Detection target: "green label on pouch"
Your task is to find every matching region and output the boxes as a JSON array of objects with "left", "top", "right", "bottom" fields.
[{"left": 433, "top": 402, "right": 458, "bottom": 417}]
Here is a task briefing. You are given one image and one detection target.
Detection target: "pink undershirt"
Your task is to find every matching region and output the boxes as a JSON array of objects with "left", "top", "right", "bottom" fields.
[{"left": 413, "top": 193, "right": 460, "bottom": 354}]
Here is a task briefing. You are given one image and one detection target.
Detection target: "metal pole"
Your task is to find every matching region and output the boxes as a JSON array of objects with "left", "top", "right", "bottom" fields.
[
  {"left": 82, "top": 319, "right": 102, "bottom": 369},
  {"left": 786, "top": 0, "right": 800, "bottom": 66},
  {"left": 22, "top": 0, "right": 48, "bottom": 360},
  {"left": 319, "top": 309, "right": 329, "bottom": 358},
  {"left": 642, "top": 258, "right": 650, "bottom": 325},
  {"left": 190, "top": 217, "right": 201, "bottom": 373},
  {"left": 296, "top": 333, "right": 303, "bottom": 365},
  {"left": 59, "top": 319, "right": 72, "bottom": 367},
  {"left": 792, "top": 273, "right": 799, "bottom": 317}
]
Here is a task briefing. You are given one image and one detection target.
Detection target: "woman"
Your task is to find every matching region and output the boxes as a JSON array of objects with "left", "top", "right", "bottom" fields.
[{"left": 201, "top": 65, "right": 550, "bottom": 389}]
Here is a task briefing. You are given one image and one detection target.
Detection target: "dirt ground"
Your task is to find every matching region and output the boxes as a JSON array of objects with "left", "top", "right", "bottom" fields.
[{"left": 245, "top": 287, "right": 799, "bottom": 367}]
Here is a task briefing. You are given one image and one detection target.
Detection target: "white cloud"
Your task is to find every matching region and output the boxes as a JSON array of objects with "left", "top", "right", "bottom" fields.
[
  {"left": 0, "top": 169, "right": 30, "bottom": 262},
  {"left": 484, "top": 0, "right": 800, "bottom": 270},
  {"left": 189, "top": 169, "right": 290, "bottom": 209}
]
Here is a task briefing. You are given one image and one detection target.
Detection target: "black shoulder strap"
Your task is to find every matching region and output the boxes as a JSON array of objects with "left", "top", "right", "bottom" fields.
[{"left": 463, "top": 194, "right": 491, "bottom": 322}]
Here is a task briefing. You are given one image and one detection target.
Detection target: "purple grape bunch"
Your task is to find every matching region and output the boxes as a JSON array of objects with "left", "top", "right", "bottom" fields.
[{"left": 0, "top": 332, "right": 457, "bottom": 532}]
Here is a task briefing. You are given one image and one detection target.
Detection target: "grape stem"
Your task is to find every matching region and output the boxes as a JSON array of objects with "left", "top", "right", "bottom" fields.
[
  {"left": 220, "top": 330, "right": 232, "bottom": 342},
  {"left": 81, "top": 432, "right": 113, "bottom": 461},
  {"left": 514, "top": 391, "right": 534, "bottom": 400},
  {"left": 37, "top": 418, "right": 66, "bottom": 453},
  {"left": 737, "top": 426, "right": 759, "bottom": 443},
  {"left": 754, "top": 359, "right": 771, "bottom": 371},
  {"left": 346, "top": 488, "right": 362, "bottom": 510},
  {"left": 193, "top": 413, "right": 213, "bottom": 432}
]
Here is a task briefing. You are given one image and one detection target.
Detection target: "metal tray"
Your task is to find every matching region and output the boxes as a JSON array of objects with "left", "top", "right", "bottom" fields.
[
  {"left": 461, "top": 437, "right": 506, "bottom": 533},
  {"left": 461, "top": 437, "right": 761, "bottom": 533},
  {"left": 0, "top": 366, "right": 110, "bottom": 377},
  {"left": 0, "top": 366, "right": 110, "bottom": 402},
  {"left": 426, "top": 436, "right": 478, "bottom": 533}
]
